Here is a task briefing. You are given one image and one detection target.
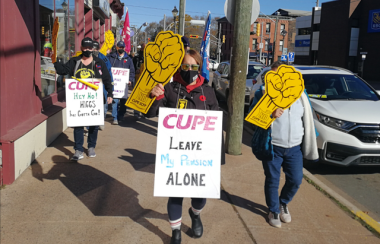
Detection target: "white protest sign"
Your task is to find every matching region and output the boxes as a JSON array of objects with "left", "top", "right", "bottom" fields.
[
  {"left": 65, "top": 79, "right": 104, "bottom": 127},
  {"left": 154, "top": 108, "right": 223, "bottom": 199},
  {"left": 111, "top": 67, "right": 130, "bottom": 99}
]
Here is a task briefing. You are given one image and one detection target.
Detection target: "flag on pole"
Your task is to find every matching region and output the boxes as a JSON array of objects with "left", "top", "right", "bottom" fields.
[
  {"left": 122, "top": 7, "right": 131, "bottom": 53},
  {"left": 200, "top": 11, "right": 211, "bottom": 82}
]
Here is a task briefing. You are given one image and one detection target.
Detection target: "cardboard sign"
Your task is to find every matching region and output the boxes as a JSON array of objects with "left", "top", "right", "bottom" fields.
[
  {"left": 126, "top": 31, "right": 185, "bottom": 114},
  {"left": 112, "top": 67, "right": 130, "bottom": 99},
  {"left": 245, "top": 65, "right": 305, "bottom": 129},
  {"left": 100, "top": 30, "right": 115, "bottom": 56},
  {"left": 51, "top": 17, "right": 59, "bottom": 63},
  {"left": 41, "top": 57, "right": 56, "bottom": 81},
  {"left": 65, "top": 79, "right": 104, "bottom": 127},
  {"left": 154, "top": 108, "right": 223, "bottom": 199}
]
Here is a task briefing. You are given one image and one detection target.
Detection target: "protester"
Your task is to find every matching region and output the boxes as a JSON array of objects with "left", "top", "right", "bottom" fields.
[
  {"left": 147, "top": 50, "right": 223, "bottom": 244},
  {"left": 249, "top": 64, "right": 319, "bottom": 228},
  {"left": 54, "top": 37, "right": 113, "bottom": 160},
  {"left": 107, "top": 41, "right": 135, "bottom": 124}
]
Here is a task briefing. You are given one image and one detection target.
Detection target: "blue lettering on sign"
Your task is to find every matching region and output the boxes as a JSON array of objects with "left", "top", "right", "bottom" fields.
[
  {"left": 161, "top": 154, "right": 174, "bottom": 168},
  {"left": 180, "top": 155, "right": 213, "bottom": 167},
  {"left": 295, "top": 39, "right": 310, "bottom": 47},
  {"left": 368, "top": 9, "right": 380, "bottom": 33}
]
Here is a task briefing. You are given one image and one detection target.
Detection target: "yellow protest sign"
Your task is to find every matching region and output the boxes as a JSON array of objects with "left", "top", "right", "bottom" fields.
[
  {"left": 100, "top": 30, "right": 115, "bottom": 56},
  {"left": 73, "top": 51, "right": 82, "bottom": 57},
  {"left": 245, "top": 65, "right": 305, "bottom": 129},
  {"left": 125, "top": 31, "right": 185, "bottom": 114},
  {"left": 51, "top": 17, "right": 59, "bottom": 63}
]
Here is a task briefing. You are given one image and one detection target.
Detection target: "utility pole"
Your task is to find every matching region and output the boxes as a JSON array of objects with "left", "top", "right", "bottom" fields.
[
  {"left": 273, "top": 12, "right": 280, "bottom": 63},
  {"left": 179, "top": 0, "right": 186, "bottom": 36},
  {"left": 259, "top": 22, "right": 263, "bottom": 63},
  {"left": 164, "top": 14, "right": 166, "bottom": 31},
  {"left": 316, "top": 0, "right": 319, "bottom": 7},
  {"left": 218, "top": 23, "right": 221, "bottom": 63},
  {"left": 225, "top": 0, "right": 253, "bottom": 155}
]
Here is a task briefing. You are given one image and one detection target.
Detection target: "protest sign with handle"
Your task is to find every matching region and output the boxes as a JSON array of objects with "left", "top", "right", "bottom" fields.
[
  {"left": 154, "top": 108, "right": 223, "bottom": 199},
  {"left": 65, "top": 78, "right": 104, "bottom": 127},
  {"left": 112, "top": 67, "right": 130, "bottom": 99}
]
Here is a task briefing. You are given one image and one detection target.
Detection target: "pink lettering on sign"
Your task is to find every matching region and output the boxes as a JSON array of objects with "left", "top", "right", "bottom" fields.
[
  {"left": 163, "top": 114, "right": 218, "bottom": 131},
  {"left": 68, "top": 81, "right": 101, "bottom": 90},
  {"left": 112, "top": 69, "right": 129, "bottom": 76}
]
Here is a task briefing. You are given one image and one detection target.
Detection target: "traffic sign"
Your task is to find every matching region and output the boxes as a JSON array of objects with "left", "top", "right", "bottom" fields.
[
  {"left": 190, "top": 35, "right": 199, "bottom": 39},
  {"left": 224, "top": 0, "right": 260, "bottom": 25},
  {"left": 288, "top": 52, "right": 295, "bottom": 62},
  {"left": 282, "top": 48, "right": 288, "bottom": 55},
  {"left": 281, "top": 55, "right": 287, "bottom": 61}
]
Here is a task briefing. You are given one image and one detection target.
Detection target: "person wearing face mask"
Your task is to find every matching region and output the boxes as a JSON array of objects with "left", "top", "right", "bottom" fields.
[
  {"left": 107, "top": 41, "right": 135, "bottom": 124},
  {"left": 147, "top": 50, "right": 224, "bottom": 244},
  {"left": 53, "top": 37, "right": 113, "bottom": 160}
]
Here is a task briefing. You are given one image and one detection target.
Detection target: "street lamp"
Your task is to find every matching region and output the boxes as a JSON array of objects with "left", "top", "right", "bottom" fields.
[
  {"left": 172, "top": 6, "right": 178, "bottom": 34},
  {"left": 62, "top": 0, "right": 68, "bottom": 59}
]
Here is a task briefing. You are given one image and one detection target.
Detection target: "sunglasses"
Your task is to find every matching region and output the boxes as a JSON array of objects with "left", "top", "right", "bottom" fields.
[{"left": 181, "top": 64, "right": 200, "bottom": 71}]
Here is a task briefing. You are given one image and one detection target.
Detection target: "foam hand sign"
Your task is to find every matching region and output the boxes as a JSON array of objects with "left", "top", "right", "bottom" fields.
[
  {"left": 51, "top": 17, "right": 59, "bottom": 63},
  {"left": 126, "top": 31, "right": 185, "bottom": 114},
  {"left": 100, "top": 30, "right": 115, "bottom": 56},
  {"left": 245, "top": 65, "right": 305, "bottom": 129}
]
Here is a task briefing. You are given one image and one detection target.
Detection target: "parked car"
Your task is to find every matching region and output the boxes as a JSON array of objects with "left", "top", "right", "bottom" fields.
[
  {"left": 212, "top": 61, "right": 264, "bottom": 109},
  {"left": 250, "top": 65, "right": 380, "bottom": 166},
  {"left": 209, "top": 59, "right": 219, "bottom": 71}
]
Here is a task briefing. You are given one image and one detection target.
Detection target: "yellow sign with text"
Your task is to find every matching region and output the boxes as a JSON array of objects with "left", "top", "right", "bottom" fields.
[
  {"left": 51, "top": 17, "right": 59, "bottom": 63},
  {"left": 245, "top": 65, "right": 305, "bottom": 129},
  {"left": 100, "top": 30, "right": 115, "bottom": 56},
  {"left": 126, "top": 31, "right": 185, "bottom": 114}
]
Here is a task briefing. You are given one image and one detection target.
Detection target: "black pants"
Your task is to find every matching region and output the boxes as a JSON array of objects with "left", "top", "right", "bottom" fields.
[
  {"left": 74, "top": 126, "right": 98, "bottom": 152},
  {"left": 167, "top": 197, "right": 206, "bottom": 220}
]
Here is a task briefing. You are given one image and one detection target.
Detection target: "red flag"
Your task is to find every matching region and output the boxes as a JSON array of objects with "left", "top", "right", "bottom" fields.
[{"left": 122, "top": 7, "right": 131, "bottom": 53}]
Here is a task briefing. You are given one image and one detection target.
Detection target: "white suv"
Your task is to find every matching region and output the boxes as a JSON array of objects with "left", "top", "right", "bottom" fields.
[{"left": 250, "top": 65, "right": 380, "bottom": 166}]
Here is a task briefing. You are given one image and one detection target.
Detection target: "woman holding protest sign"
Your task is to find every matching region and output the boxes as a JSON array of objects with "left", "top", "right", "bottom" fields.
[{"left": 148, "top": 50, "right": 223, "bottom": 244}]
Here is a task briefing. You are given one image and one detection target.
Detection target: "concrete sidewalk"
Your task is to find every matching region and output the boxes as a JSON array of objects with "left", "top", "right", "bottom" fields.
[{"left": 1, "top": 110, "right": 379, "bottom": 244}]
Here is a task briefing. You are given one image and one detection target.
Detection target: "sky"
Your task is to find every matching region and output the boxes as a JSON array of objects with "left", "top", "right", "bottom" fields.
[{"left": 121, "top": 0, "right": 333, "bottom": 28}]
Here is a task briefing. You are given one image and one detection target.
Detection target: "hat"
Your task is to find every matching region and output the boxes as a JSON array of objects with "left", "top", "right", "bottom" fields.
[
  {"left": 181, "top": 36, "right": 190, "bottom": 48},
  {"left": 93, "top": 41, "right": 100, "bottom": 49},
  {"left": 44, "top": 43, "right": 52, "bottom": 49},
  {"left": 117, "top": 41, "right": 125, "bottom": 48},
  {"left": 81, "top": 37, "right": 93, "bottom": 48}
]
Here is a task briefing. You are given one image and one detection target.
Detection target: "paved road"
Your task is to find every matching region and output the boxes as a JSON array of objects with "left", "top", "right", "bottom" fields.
[{"left": 212, "top": 74, "right": 380, "bottom": 224}]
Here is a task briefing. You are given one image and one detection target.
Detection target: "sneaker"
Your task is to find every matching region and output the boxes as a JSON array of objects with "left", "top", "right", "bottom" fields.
[
  {"left": 268, "top": 212, "right": 281, "bottom": 228},
  {"left": 71, "top": 150, "right": 84, "bottom": 161},
  {"left": 88, "top": 147, "right": 96, "bottom": 158},
  {"left": 99, "top": 125, "right": 105, "bottom": 131},
  {"left": 112, "top": 120, "right": 118, "bottom": 125},
  {"left": 280, "top": 203, "right": 291, "bottom": 223}
]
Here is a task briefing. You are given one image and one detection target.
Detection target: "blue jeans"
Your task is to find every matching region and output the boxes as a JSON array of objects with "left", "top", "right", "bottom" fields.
[
  {"left": 262, "top": 145, "right": 303, "bottom": 214},
  {"left": 112, "top": 98, "right": 119, "bottom": 120},
  {"left": 74, "top": 126, "right": 99, "bottom": 152}
]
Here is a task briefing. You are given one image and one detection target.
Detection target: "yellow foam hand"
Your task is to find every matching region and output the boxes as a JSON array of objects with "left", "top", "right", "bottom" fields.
[
  {"left": 125, "top": 31, "right": 185, "bottom": 114},
  {"left": 51, "top": 17, "right": 59, "bottom": 63},
  {"left": 100, "top": 30, "right": 115, "bottom": 56},
  {"left": 245, "top": 65, "right": 305, "bottom": 129}
]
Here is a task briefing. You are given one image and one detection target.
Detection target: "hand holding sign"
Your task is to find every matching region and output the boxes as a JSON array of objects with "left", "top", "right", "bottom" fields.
[
  {"left": 125, "top": 31, "right": 185, "bottom": 114},
  {"left": 245, "top": 65, "right": 304, "bottom": 129}
]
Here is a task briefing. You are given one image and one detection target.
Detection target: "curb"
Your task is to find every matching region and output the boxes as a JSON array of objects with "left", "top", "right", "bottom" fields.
[{"left": 237, "top": 114, "right": 380, "bottom": 235}]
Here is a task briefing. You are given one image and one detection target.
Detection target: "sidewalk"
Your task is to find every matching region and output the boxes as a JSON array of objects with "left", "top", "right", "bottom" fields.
[{"left": 1, "top": 110, "right": 379, "bottom": 244}]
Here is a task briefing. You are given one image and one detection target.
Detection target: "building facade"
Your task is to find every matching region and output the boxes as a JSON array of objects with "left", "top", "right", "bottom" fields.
[
  {"left": 294, "top": 0, "right": 380, "bottom": 81},
  {"left": 0, "top": 0, "right": 123, "bottom": 185}
]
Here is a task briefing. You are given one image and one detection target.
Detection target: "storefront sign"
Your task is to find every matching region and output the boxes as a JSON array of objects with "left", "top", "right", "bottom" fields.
[
  {"left": 41, "top": 57, "right": 56, "bottom": 81},
  {"left": 112, "top": 67, "right": 130, "bottom": 99},
  {"left": 65, "top": 79, "right": 104, "bottom": 127},
  {"left": 295, "top": 39, "right": 310, "bottom": 47},
  {"left": 94, "top": 0, "right": 110, "bottom": 17},
  {"left": 368, "top": 9, "right": 380, "bottom": 33},
  {"left": 154, "top": 108, "right": 223, "bottom": 199}
]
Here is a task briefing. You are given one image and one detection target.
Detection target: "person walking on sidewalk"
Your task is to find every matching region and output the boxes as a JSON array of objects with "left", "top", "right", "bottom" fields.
[
  {"left": 107, "top": 41, "right": 135, "bottom": 124},
  {"left": 147, "top": 50, "right": 223, "bottom": 244},
  {"left": 248, "top": 65, "right": 319, "bottom": 228},
  {"left": 54, "top": 37, "right": 113, "bottom": 160}
]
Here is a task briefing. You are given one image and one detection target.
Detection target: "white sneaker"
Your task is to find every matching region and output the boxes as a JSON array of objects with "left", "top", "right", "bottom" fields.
[
  {"left": 280, "top": 204, "right": 291, "bottom": 223},
  {"left": 268, "top": 212, "right": 281, "bottom": 228}
]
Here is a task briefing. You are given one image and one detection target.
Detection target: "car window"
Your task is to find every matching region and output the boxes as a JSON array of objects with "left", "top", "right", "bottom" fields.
[
  {"left": 223, "top": 65, "right": 229, "bottom": 75},
  {"left": 303, "top": 74, "right": 379, "bottom": 101},
  {"left": 217, "top": 64, "right": 225, "bottom": 73},
  {"left": 247, "top": 65, "right": 263, "bottom": 79}
]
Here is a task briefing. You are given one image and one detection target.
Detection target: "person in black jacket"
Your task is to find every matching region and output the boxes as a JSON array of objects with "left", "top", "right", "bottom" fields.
[
  {"left": 148, "top": 50, "right": 222, "bottom": 244},
  {"left": 107, "top": 41, "right": 135, "bottom": 124},
  {"left": 54, "top": 37, "right": 113, "bottom": 160}
]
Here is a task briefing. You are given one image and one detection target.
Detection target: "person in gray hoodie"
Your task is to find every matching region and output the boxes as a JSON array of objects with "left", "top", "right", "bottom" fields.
[{"left": 249, "top": 62, "right": 319, "bottom": 228}]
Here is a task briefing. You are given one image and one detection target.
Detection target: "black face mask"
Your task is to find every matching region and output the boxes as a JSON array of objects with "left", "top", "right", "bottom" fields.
[
  {"left": 118, "top": 49, "right": 124, "bottom": 54},
  {"left": 180, "top": 70, "right": 198, "bottom": 84},
  {"left": 82, "top": 50, "right": 92, "bottom": 57}
]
